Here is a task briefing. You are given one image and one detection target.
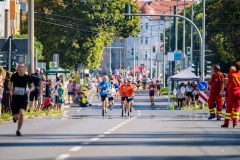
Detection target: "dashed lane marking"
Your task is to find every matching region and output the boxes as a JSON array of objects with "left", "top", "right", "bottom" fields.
[
  {"left": 69, "top": 146, "right": 82, "bottom": 152},
  {"left": 56, "top": 154, "right": 70, "bottom": 160}
]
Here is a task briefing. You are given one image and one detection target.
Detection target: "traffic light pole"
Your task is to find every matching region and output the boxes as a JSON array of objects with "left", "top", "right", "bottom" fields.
[
  {"left": 125, "top": 13, "right": 204, "bottom": 82},
  {"left": 8, "top": 36, "right": 11, "bottom": 72}
]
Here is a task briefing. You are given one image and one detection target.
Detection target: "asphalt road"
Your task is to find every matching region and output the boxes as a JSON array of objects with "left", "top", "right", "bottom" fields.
[{"left": 0, "top": 90, "right": 240, "bottom": 160}]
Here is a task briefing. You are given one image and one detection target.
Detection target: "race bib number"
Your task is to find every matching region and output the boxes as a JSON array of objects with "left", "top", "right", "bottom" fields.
[
  {"left": 103, "top": 90, "right": 108, "bottom": 94},
  {"left": 15, "top": 87, "right": 25, "bottom": 96},
  {"left": 150, "top": 88, "right": 154, "bottom": 90}
]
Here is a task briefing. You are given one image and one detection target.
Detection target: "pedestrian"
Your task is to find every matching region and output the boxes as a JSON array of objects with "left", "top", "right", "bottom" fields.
[
  {"left": 42, "top": 95, "right": 54, "bottom": 111},
  {"left": 208, "top": 64, "right": 225, "bottom": 120},
  {"left": 67, "top": 80, "right": 74, "bottom": 104},
  {"left": 57, "top": 83, "right": 65, "bottom": 110},
  {"left": 176, "top": 84, "right": 184, "bottom": 108},
  {"left": 29, "top": 68, "right": 43, "bottom": 112},
  {"left": 142, "top": 75, "right": 147, "bottom": 90},
  {"left": 108, "top": 85, "right": 116, "bottom": 110},
  {"left": 54, "top": 77, "right": 61, "bottom": 109},
  {"left": 98, "top": 76, "right": 111, "bottom": 116},
  {"left": 136, "top": 78, "right": 141, "bottom": 94},
  {"left": 2, "top": 72, "right": 12, "bottom": 114},
  {"left": 148, "top": 80, "right": 156, "bottom": 106},
  {"left": 185, "top": 82, "right": 193, "bottom": 108},
  {"left": 8, "top": 63, "right": 35, "bottom": 136},
  {"left": 221, "top": 61, "right": 240, "bottom": 128}
]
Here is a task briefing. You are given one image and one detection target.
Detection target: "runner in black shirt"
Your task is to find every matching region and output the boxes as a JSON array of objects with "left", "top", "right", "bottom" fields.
[
  {"left": 29, "top": 68, "right": 43, "bottom": 111},
  {"left": 8, "top": 63, "right": 35, "bottom": 136}
]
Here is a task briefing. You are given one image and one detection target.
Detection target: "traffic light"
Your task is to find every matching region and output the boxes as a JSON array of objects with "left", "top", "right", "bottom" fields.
[
  {"left": 11, "top": 60, "right": 17, "bottom": 72},
  {"left": 191, "top": 59, "right": 199, "bottom": 76},
  {"left": 205, "top": 61, "right": 212, "bottom": 76},
  {"left": 125, "top": 4, "right": 132, "bottom": 20},
  {"left": 187, "top": 47, "right": 191, "bottom": 56},
  {"left": 153, "top": 46, "right": 156, "bottom": 52}
]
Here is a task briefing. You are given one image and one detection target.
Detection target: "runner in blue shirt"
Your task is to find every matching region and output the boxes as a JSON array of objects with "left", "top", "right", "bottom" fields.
[
  {"left": 113, "top": 82, "right": 120, "bottom": 101},
  {"left": 98, "top": 76, "right": 111, "bottom": 116}
]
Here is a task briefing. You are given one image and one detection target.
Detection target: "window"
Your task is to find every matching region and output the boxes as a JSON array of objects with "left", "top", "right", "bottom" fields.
[
  {"left": 145, "top": 37, "right": 148, "bottom": 45},
  {"left": 146, "top": 23, "right": 148, "bottom": 30},
  {"left": 145, "top": 54, "right": 148, "bottom": 60},
  {"left": 140, "top": 37, "right": 143, "bottom": 44}
]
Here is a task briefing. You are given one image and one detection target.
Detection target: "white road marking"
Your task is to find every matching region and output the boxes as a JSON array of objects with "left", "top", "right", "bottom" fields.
[
  {"left": 69, "top": 146, "right": 82, "bottom": 152},
  {"left": 90, "top": 137, "right": 100, "bottom": 142},
  {"left": 104, "top": 131, "right": 111, "bottom": 134},
  {"left": 108, "top": 128, "right": 116, "bottom": 132},
  {"left": 82, "top": 142, "right": 90, "bottom": 145},
  {"left": 97, "top": 134, "right": 105, "bottom": 138},
  {"left": 113, "top": 126, "right": 119, "bottom": 130},
  {"left": 56, "top": 154, "right": 70, "bottom": 160},
  {"left": 117, "top": 124, "right": 123, "bottom": 127}
]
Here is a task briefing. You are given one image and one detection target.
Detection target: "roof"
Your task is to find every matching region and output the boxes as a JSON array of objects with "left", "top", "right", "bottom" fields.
[
  {"left": 0, "top": 38, "right": 28, "bottom": 55},
  {"left": 137, "top": 0, "right": 195, "bottom": 20},
  {"left": 170, "top": 67, "right": 199, "bottom": 81}
]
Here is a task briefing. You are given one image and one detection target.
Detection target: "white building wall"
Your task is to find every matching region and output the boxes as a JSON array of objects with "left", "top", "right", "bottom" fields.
[{"left": 125, "top": 16, "right": 171, "bottom": 75}]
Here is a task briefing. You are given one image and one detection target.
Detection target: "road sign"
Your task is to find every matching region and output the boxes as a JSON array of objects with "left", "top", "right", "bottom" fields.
[
  {"left": 199, "top": 91, "right": 208, "bottom": 104},
  {"left": 198, "top": 81, "right": 208, "bottom": 91},
  {"left": 49, "top": 61, "right": 57, "bottom": 70},
  {"left": 174, "top": 51, "right": 182, "bottom": 61}
]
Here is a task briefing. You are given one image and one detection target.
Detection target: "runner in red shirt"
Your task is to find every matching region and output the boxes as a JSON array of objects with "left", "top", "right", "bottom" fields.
[
  {"left": 222, "top": 61, "right": 240, "bottom": 128},
  {"left": 208, "top": 64, "right": 225, "bottom": 120},
  {"left": 148, "top": 80, "right": 156, "bottom": 106}
]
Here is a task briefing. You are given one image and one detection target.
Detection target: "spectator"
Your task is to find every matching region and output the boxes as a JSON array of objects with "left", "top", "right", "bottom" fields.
[
  {"left": 176, "top": 83, "right": 184, "bottom": 108},
  {"left": 42, "top": 95, "right": 54, "bottom": 111},
  {"left": 67, "top": 80, "right": 74, "bottom": 104},
  {"left": 57, "top": 83, "right": 65, "bottom": 110},
  {"left": 54, "top": 77, "right": 61, "bottom": 108},
  {"left": 185, "top": 82, "right": 193, "bottom": 108},
  {"left": 79, "top": 93, "right": 88, "bottom": 107},
  {"left": 2, "top": 72, "right": 12, "bottom": 114}
]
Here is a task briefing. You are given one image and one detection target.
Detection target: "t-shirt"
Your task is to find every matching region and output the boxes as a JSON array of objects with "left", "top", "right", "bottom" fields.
[
  {"left": 126, "top": 84, "right": 135, "bottom": 97},
  {"left": 67, "top": 83, "right": 74, "bottom": 92},
  {"left": 119, "top": 83, "right": 127, "bottom": 97},
  {"left": 43, "top": 98, "right": 51, "bottom": 107},
  {"left": 10, "top": 73, "right": 32, "bottom": 97},
  {"left": 186, "top": 86, "right": 193, "bottom": 92},
  {"left": 149, "top": 84, "right": 155, "bottom": 93},
  {"left": 114, "top": 84, "right": 120, "bottom": 91},
  {"left": 98, "top": 81, "right": 111, "bottom": 96},
  {"left": 30, "top": 73, "right": 42, "bottom": 89},
  {"left": 228, "top": 71, "right": 240, "bottom": 90},
  {"left": 54, "top": 82, "right": 60, "bottom": 96},
  {"left": 108, "top": 88, "right": 116, "bottom": 97}
]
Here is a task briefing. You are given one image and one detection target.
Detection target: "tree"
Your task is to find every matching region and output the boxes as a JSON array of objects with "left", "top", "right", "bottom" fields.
[{"left": 32, "top": 0, "right": 141, "bottom": 69}]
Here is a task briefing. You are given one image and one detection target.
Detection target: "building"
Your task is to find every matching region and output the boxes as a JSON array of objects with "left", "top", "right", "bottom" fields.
[
  {"left": 125, "top": 0, "right": 195, "bottom": 78},
  {"left": 0, "top": 0, "right": 28, "bottom": 37}
]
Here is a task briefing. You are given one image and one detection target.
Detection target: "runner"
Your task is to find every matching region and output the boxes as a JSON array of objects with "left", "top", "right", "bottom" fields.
[
  {"left": 136, "top": 78, "right": 141, "bottom": 94},
  {"left": 148, "top": 80, "right": 156, "bottom": 106},
  {"left": 113, "top": 81, "right": 120, "bottom": 101},
  {"left": 156, "top": 80, "right": 162, "bottom": 96},
  {"left": 119, "top": 79, "right": 128, "bottom": 117},
  {"left": 8, "top": 63, "right": 35, "bottom": 136},
  {"left": 126, "top": 79, "right": 135, "bottom": 116},
  {"left": 108, "top": 85, "right": 116, "bottom": 110},
  {"left": 98, "top": 76, "right": 111, "bottom": 116}
]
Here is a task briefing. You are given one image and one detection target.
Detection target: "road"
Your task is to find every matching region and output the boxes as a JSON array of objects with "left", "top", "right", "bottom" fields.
[{"left": 0, "top": 90, "right": 240, "bottom": 160}]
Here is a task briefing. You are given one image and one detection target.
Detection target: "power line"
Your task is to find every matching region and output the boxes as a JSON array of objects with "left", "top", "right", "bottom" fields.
[{"left": 35, "top": 19, "right": 99, "bottom": 33}]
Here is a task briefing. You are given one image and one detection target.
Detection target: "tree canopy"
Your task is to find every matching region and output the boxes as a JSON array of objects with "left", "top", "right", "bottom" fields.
[{"left": 33, "top": 0, "right": 141, "bottom": 69}]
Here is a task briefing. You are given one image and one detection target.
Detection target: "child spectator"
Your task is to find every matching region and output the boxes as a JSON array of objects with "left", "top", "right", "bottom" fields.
[{"left": 42, "top": 95, "right": 54, "bottom": 111}]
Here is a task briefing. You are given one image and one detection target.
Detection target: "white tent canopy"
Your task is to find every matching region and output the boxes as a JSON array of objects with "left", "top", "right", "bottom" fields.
[{"left": 170, "top": 67, "right": 200, "bottom": 82}]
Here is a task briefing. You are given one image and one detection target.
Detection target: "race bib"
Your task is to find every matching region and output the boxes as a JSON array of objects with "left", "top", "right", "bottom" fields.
[
  {"left": 15, "top": 87, "right": 25, "bottom": 96},
  {"left": 150, "top": 88, "right": 154, "bottom": 90},
  {"left": 103, "top": 90, "right": 108, "bottom": 94}
]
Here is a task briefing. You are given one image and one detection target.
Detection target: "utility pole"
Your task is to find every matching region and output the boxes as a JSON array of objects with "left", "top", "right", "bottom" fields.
[
  {"left": 150, "top": 26, "right": 153, "bottom": 79},
  {"left": 163, "top": 26, "right": 166, "bottom": 87},
  {"left": 8, "top": 36, "right": 11, "bottom": 72},
  {"left": 183, "top": 0, "right": 186, "bottom": 69},
  {"left": 202, "top": 0, "right": 205, "bottom": 81},
  {"left": 120, "top": 47, "right": 122, "bottom": 69},
  {"left": 28, "top": 0, "right": 35, "bottom": 73},
  {"left": 109, "top": 43, "right": 112, "bottom": 74},
  {"left": 190, "top": 0, "right": 194, "bottom": 65},
  {"left": 133, "top": 41, "right": 136, "bottom": 81}
]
